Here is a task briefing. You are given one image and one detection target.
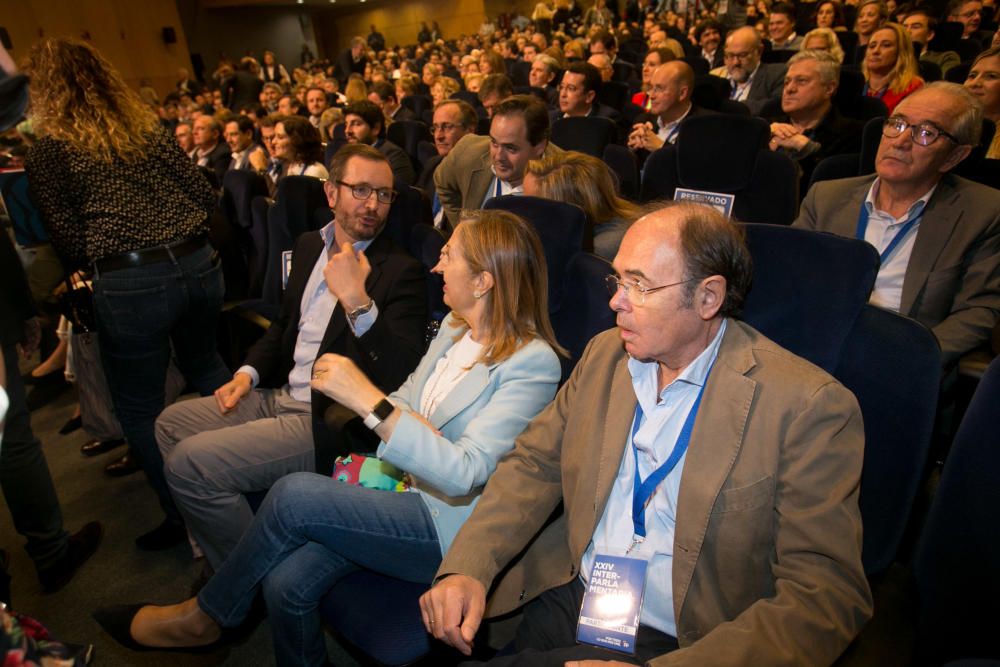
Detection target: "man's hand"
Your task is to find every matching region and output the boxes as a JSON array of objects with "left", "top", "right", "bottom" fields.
[
  {"left": 627, "top": 122, "right": 664, "bottom": 152},
  {"left": 18, "top": 317, "right": 41, "bottom": 359},
  {"left": 768, "top": 122, "right": 811, "bottom": 152},
  {"left": 419, "top": 575, "right": 487, "bottom": 656},
  {"left": 214, "top": 373, "right": 253, "bottom": 414},
  {"left": 248, "top": 146, "right": 269, "bottom": 172},
  {"left": 324, "top": 242, "right": 372, "bottom": 312},
  {"left": 565, "top": 661, "right": 636, "bottom": 666}
]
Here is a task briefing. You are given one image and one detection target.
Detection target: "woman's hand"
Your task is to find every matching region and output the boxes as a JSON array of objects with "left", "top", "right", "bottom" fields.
[{"left": 310, "top": 353, "right": 382, "bottom": 416}]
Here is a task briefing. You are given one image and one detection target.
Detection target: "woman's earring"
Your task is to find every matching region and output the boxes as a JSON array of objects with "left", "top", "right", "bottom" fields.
[{"left": 473, "top": 290, "right": 482, "bottom": 299}]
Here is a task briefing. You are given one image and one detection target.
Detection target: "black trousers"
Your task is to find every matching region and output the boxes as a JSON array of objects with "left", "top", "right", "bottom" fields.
[
  {"left": 0, "top": 342, "right": 68, "bottom": 572},
  {"left": 468, "top": 578, "right": 679, "bottom": 667}
]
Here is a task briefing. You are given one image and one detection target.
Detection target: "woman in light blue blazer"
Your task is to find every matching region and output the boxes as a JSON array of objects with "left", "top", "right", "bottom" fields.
[{"left": 96, "top": 210, "right": 565, "bottom": 665}]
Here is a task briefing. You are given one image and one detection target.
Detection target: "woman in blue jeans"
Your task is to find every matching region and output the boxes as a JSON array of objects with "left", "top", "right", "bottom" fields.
[
  {"left": 23, "top": 38, "right": 232, "bottom": 550},
  {"left": 95, "top": 210, "right": 565, "bottom": 665}
]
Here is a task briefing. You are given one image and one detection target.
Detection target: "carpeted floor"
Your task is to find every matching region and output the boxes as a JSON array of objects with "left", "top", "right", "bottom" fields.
[{"left": 0, "top": 366, "right": 363, "bottom": 667}]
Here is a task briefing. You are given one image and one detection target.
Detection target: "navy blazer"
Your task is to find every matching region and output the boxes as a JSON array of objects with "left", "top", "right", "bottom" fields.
[{"left": 245, "top": 229, "right": 427, "bottom": 454}]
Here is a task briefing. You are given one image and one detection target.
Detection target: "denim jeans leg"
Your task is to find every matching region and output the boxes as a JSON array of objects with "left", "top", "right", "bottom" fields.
[
  {"left": 170, "top": 247, "right": 231, "bottom": 396},
  {"left": 94, "top": 246, "right": 224, "bottom": 523},
  {"left": 198, "top": 472, "right": 442, "bottom": 655}
]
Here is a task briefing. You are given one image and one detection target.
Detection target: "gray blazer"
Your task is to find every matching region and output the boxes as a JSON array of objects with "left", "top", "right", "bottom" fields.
[
  {"left": 795, "top": 173, "right": 1000, "bottom": 367},
  {"left": 745, "top": 62, "right": 787, "bottom": 116},
  {"left": 377, "top": 313, "right": 561, "bottom": 553}
]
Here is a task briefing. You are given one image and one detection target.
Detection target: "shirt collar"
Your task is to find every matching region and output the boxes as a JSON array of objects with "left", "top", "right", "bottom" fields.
[
  {"left": 864, "top": 178, "right": 938, "bottom": 223},
  {"left": 657, "top": 103, "right": 693, "bottom": 131},
  {"left": 319, "top": 220, "right": 376, "bottom": 253},
  {"left": 627, "top": 318, "right": 728, "bottom": 404}
]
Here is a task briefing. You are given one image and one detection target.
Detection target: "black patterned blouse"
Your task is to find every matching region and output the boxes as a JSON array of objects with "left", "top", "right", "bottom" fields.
[{"left": 24, "top": 126, "right": 216, "bottom": 269}]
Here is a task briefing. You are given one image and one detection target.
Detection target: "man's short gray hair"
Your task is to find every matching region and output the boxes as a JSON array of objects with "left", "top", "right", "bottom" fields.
[
  {"left": 918, "top": 81, "right": 984, "bottom": 146},
  {"left": 787, "top": 49, "right": 841, "bottom": 87}
]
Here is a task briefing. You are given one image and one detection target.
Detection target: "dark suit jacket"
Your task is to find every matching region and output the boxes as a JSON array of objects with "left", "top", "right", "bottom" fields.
[
  {"left": 195, "top": 142, "right": 232, "bottom": 185},
  {"left": 549, "top": 103, "right": 621, "bottom": 126},
  {"left": 377, "top": 138, "right": 416, "bottom": 186},
  {"left": 795, "top": 174, "right": 1000, "bottom": 367},
  {"left": 746, "top": 63, "right": 787, "bottom": 116},
  {"left": 390, "top": 107, "right": 417, "bottom": 123},
  {"left": 767, "top": 107, "right": 863, "bottom": 192},
  {"left": 244, "top": 230, "right": 427, "bottom": 460},
  {"left": 416, "top": 153, "right": 444, "bottom": 195},
  {"left": 223, "top": 70, "right": 263, "bottom": 114}
]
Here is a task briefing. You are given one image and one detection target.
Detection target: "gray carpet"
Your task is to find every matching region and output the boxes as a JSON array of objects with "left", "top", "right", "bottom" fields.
[{"left": 0, "top": 367, "right": 363, "bottom": 667}]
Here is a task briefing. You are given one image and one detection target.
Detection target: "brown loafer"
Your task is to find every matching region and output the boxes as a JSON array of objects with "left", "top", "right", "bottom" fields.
[
  {"left": 104, "top": 452, "right": 140, "bottom": 477},
  {"left": 81, "top": 438, "right": 126, "bottom": 457}
]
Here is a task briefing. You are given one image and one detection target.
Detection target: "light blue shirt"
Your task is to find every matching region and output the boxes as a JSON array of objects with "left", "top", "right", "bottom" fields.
[
  {"left": 580, "top": 319, "right": 727, "bottom": 637},
  {"left": 238, "top": 221, "right": 377, "bottom": 401}
]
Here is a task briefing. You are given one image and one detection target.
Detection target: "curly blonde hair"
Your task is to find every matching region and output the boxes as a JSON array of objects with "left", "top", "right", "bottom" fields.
[{"left": 22, "top": 38, "right": 159, "bottom": 163}]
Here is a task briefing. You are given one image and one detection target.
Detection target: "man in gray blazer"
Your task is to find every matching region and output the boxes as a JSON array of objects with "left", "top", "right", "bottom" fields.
[
  {"left": 434, "top": 95, "right": 563, "bottom": 230},
  {"left": 712, "top": 27, "right": 786, "bottom": 116},
  {"left": 795, "top": 83, "right": 1000, "bottom": 369}
]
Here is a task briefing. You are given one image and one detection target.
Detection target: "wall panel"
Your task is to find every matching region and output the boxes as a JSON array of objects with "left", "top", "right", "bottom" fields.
[{"left": 2, "top": 0, "right": 192, "bottom": 98}]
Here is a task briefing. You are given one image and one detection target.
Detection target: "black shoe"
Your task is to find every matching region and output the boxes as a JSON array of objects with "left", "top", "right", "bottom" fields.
[
  {"left": 104, "top": 452, "right": 139, "bottom": 477},
  {"left": 38, "top": 521, "right": 103, "bottom": 594},
  {"left": 26, "top": 376, "right": 70, "bottom": 411},
  {"left": 92, "top": 604, "right": 230, "bottom": 654},
  {"left": 59, "top": 415, "right": 83, "bottom": 435},
  {"left": 135, "top": 520, "right": 186, "bottom": 551},
  {"left": 82, "top": 438, "right": 126, "bottom": 457}
]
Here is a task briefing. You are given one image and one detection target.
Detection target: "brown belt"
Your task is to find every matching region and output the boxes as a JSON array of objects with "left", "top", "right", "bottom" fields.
[{"left": 94, "top": 235, "right": 208, "bottom": 274}]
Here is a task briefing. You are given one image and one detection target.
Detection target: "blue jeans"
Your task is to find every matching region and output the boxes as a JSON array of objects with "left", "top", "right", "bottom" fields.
[
  {"left": 198, "top": 472, "right": 443, "bottom": 666},
  {"left": 93, "top": 242, "right": 231, "bottom": 522}
]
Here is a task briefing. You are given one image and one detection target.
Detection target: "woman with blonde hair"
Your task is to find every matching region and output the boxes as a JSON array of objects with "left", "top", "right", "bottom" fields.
[
  {"left": 22, "top": 38, "right": 231, "bottom": 547},
  {"left": 523, "top": 150, "right": 640, "bottom": 261},
  {"left": 863, "top": 22, "right": 923, "bottom": 113},
  {"left": 431, "top": 76, "right": 460, "bottom": 105},
  {"left": 801, "top": 27, "right": 847, "bottom": 62},
  {"left": 95, "top": 210, "right": 564, "bottom": 667},
  {"left": 343, "top": 73, "right": 368, "bottom": 104},
  {"left": 965, "top": 46, "right": 1000, "bottom": 157},
  {"left": 854, "top": 0, "right": 888, "bottom": 46}
]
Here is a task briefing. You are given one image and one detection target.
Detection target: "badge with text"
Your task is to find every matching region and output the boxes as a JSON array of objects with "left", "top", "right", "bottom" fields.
[
  {"left": 281, "top": 250, "right": 293, "bottom": 289},
  {"left": 673, "top": 187, "right": 736, "bottom": 217},
  {"left": 577, "top": 554, "right": 648, "bottom": 655}
]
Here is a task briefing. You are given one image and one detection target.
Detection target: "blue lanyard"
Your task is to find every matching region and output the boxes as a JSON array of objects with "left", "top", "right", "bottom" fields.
[
  {"left": 495, "top": 177, "right": 503, "bottom": 199},
  {"left": 855, "top": 202, "right": 922, "bottom": 264},
  {"left": 629, "top": 362, "right": 714, "bottom": 543},
  {"left": 664, "top": 123, "right": 680, "bottom": 144}
]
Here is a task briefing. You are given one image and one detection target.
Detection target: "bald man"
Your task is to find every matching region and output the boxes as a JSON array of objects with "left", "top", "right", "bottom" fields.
[
  {"left": 628, "top": 62, "right": 708, "bottom": 154},
  {"left": 711, "top": 26, "right": 787, "bottom": 115}
]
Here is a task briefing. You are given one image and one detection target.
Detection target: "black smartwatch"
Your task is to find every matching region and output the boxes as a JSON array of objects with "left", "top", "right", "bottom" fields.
[{"left": 363, "top": 398, "right": 394, "bottom": 429}]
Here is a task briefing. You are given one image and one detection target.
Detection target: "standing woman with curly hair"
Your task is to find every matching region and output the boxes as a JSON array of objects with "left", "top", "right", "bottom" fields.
[{"left": 22, "top": 38, "right": 232, "bottom": 551}]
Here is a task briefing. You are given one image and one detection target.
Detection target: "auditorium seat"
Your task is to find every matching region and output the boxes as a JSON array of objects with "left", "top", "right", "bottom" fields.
[
  {"left": 603, "top": 143, "right": 640, "bottom": 201},
  {"left": 913, "top": 356, "right": 1000, "bottom": 664},
  {"left": 551, "top": 116, "right": 618, "bottom": 157},
  {"left": 386, "top": 119, "right": 433, "bottom": 173},
  {"left": 550, "top": 252, "right": 617, "bottom": 383},
  {"left": 641, "top": 114, "right": 800, "bottom": 225},
  {"left": 400, "top": 94, "right": 432, "bottom": 119}
]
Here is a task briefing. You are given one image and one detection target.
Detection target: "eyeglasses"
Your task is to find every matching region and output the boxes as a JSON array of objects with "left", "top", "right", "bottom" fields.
[
  {"left": 723, "top": 50, "right": 754, "bottom": 61},
  {"left": 430, "top": 123, "right": 459, "bottom": 133},
  {"left": 336, "top": 180, "right": 397, "bottom": 204},
  {"left": 882, "top": 116, "right": 959, "bottom": 147},
  {"left": 605, "top": 274, "right": 694, "bottom": 305}
]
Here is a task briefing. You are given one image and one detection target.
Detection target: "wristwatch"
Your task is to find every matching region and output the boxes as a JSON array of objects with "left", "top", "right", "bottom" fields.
[
  {"left": 363, "top": 397, "right": 395, "bottom": 430},
  {"left": 347, "top": 299, "right": 374, "bottom": 327}
]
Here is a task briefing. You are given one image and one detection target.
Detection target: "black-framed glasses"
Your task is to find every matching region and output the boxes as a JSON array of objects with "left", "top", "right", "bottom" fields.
[
  {"left": 882, "top": 116, "right": 959, "bottom": 147},
  {"left": 336, "top": 180, "right": 397, "bottom": 204},
  {"left": 605, "top": 274, "right": 694, "bottom": 306}
]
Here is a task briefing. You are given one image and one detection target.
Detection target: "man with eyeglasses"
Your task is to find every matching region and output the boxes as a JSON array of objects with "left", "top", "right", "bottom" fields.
[
  {"left": 628, "top": 61, "right": 704, "bottom": 156},
  {"left": 795, "top": 82, "right": 1000, "bottom": 369},
  {"left": 416, "top": 100, "right": 478, "bottom": 229},
  {"left": 421, "top": 202, "right": 872, "bottom": 665},
  {"left": 153, "top": 144, "right": 426, "bottom": 565},
  {"left": 711, "top": 26, "right": 786, "bottom": 115}
]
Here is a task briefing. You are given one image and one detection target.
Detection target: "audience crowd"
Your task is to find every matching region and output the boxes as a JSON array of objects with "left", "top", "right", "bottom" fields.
[{"left": 1, "top": 0, "right": 999, "bottom": 663}]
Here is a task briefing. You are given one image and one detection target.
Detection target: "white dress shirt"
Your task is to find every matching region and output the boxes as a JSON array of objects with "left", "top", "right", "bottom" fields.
[
  {"left": 863, "top": 179, "right": 936, "bottom": 312},
  {"left": 580, "top": 319, "right": 728, "bottom": 637},
  {"left": 237, "top": 221, "right": 377, "bottom": 401},
  {"left": 481, "top": 170, "right": 524, "bottom": 207}
]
